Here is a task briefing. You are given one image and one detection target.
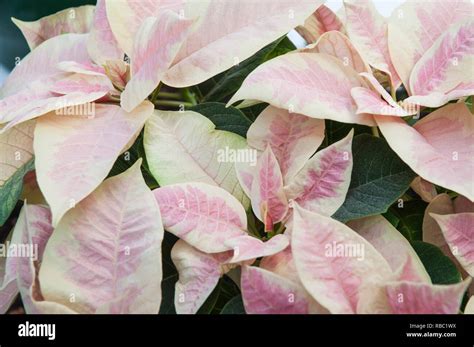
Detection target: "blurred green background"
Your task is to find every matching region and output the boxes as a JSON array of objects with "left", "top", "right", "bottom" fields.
[{"left": 0, "top": 0, "right": 94, "bottom": 84}]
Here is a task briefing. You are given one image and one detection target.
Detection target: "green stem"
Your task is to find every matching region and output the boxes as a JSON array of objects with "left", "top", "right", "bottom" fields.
[
  {"left": 247, "top": 214, "right": 260, "bottom": 238},
  {"left": 153, "top": 100, "right": 193, "bottom": 108},
  {"left": 266, "top": 231, "right": 276, "bottom": 239},
  {"left": 149, "top": 83, "right": 162, "bottom": 103}
]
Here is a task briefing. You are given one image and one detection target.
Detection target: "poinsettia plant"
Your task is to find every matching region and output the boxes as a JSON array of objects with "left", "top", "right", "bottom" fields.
[{"left": 0, "top": 0, "right": 473, "bottom": 315}]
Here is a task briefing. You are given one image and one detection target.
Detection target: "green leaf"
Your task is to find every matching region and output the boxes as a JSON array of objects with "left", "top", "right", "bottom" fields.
[
  {"left": 199, "top": 36, "right": 295, "bottom": 103},
  {"left": 162, "top": 232, "right": 178, "bottom": 278},
  {"left": 0, "top": 159, "right": 34, "bottom": 226},
  {"left": 197, "top": 285, "right": 221, "bottom": 314},
  {"left": 323, "top": 120, "right": 371, "bottom": 148},
  {"left": 411, "top": 241, "right": 462, "bottom": 285},
  {"left": 220, "top": 295, "right": 246, "bottom": 314},
  {"left": 333, "top": 134, "right": 416, "bottom": 222},
  {"left": 159, "top": 273, "right": 178, "bottom": 314},
  {"left": 189, "top": 102, "right": 253, "bottom": 138},
  {"left": 389, "top": 200, "right": 427, "bottom": 241}
]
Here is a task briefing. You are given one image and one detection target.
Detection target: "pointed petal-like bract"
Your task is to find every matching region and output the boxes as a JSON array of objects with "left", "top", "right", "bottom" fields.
[
  {"left": 0, "top": 276, "right": 18, "bottom": 314},
  {"left": 12, "top": 5, "right": 94, "bottom": 50},
  {"left": 172, "top": 240, "right": 225, "bottom": 314},
  {"left": 348, "top": 215, "right": 430, "bottom": 283},
  {"left": 404, "top": 88, "right": 474, "bottom": 109},
  {"left": 423, "top": 194, "right": 474, "bottom": 279},
  {"left": 285, "top": 130, "right": 353, "bottom": 216},
  {"left": 121, "top": 12, "right": 193, "bottom": 112},
  {"left": 344, "top": 0, "right": 400, "bottom": 88},
  {"left": 228, "top": 52, "right": 375, "bottom": 126},
  {"left": 13, "top": 204, "right": 58, "bottom": 314},
  {"left": 247, "top": 106, "right": 325, "bottom": 183},
  {"left": 57, "top": 61, "right": 106, "bottom": 76},
  {"left": 0, "top": 34, "right": 90, "bottom": 99},
  {"left": 34, "top": 101, "right": 153, "bottom": 226},
  {"left": 350, "top": 72, "right": 416, "bottom": 117},
  {"left": 302, "top": 31, "right": 370, "bottom": 74},
  {"left": 423, "top": 194, "right": 456, "bottom": 250},
  {"left": 296, "top": 4, "right": 345, "bottom": 44},
  {"left": 260, "top": 246, "right": 300, "bottom": 284},
  {"left": 104, "top": 59, "right": 130, "bottom": 90},
  {"left": 431, "top": 213, "right": 474, "bottom": 277},
  {"left": 48, "top": 73, "right": 113, "bottom": 96},
  {"left": 386, "top": 279, "right": 471, "bottom": 314},
  {"left": 292, "top": 205, "right": 392, "bottom": 313},
  {"left": 0, "top": 204, "right": 74, "bottom": 314},
  {"left": 234, "top": 159, "right": 255, "bottom": 198},
  {"left": 153, "top": 182, "right": 247, "bottom": 254},
  {"left": 376, "top": 103, "right": 474, "bottom": 201},
  {"left": 162, "top": 0, "right": 325, "bottom": 87},
  {"left": 87, "top": 0, "right": 123, "bottom": 65},
  {"left": 39, "top": 162, "right": 164, "bottom": 313},
  {"left": 409, "top": 20, "right": 474, "bottom": 102},
  {"left": 250, "top": 146, "right": 288, "bottom": 226},
  {"left": 144, "top": 110, "right": 249, "bottom": 206},
  {"left": 224, "top": 234, "right": 289, "bottom": 264},
  {"left": 241, "top": 266, "right": 313, "bottom": 314},
  {"left": 388, "top": 0, "right": 473, "bottom": 93}
]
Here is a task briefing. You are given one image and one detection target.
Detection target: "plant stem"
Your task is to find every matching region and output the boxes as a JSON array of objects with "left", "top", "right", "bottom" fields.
[
  {"left": 274, "top": 222, "right": 286, "bottom": 235},
  {"left": 153, "top": 100, "right": 193, "bottom": 108},
  {"left": 391, "top": 83, "right": 397, "bottom": 102},
  {"left": 371, "top": 126, "right": 380, "bottom": 137}
]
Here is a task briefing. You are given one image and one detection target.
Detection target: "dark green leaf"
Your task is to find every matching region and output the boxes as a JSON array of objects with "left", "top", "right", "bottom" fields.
[
  {"left": 411, "top": 241, "right": 462, "bottom": 285},
  {"left": 197, "top": 285, "right": 221, "bottom": 314},
  {"left": 162, "top": 232, "right": 178, "bottom": 278},
  {"left": 333, "top": 134, "right": 417, "bottom": 222},
  {"left": 0, "top": 159, "right": 34, "bottom": 226},
  {"left": 189, "top": 102, "right": 252, "bottom": 137},
  {"left": 240, "top": 102, "right": 268, "bottom": 122},
  {"left": 389, "top": 200, "right": 427, "bottom": 241},
  {"left": 108, "top": 131, "right": 158, "bottom": 188},
  {"left": 220, "top": 295, "right": 245, "bottom": 314}
]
